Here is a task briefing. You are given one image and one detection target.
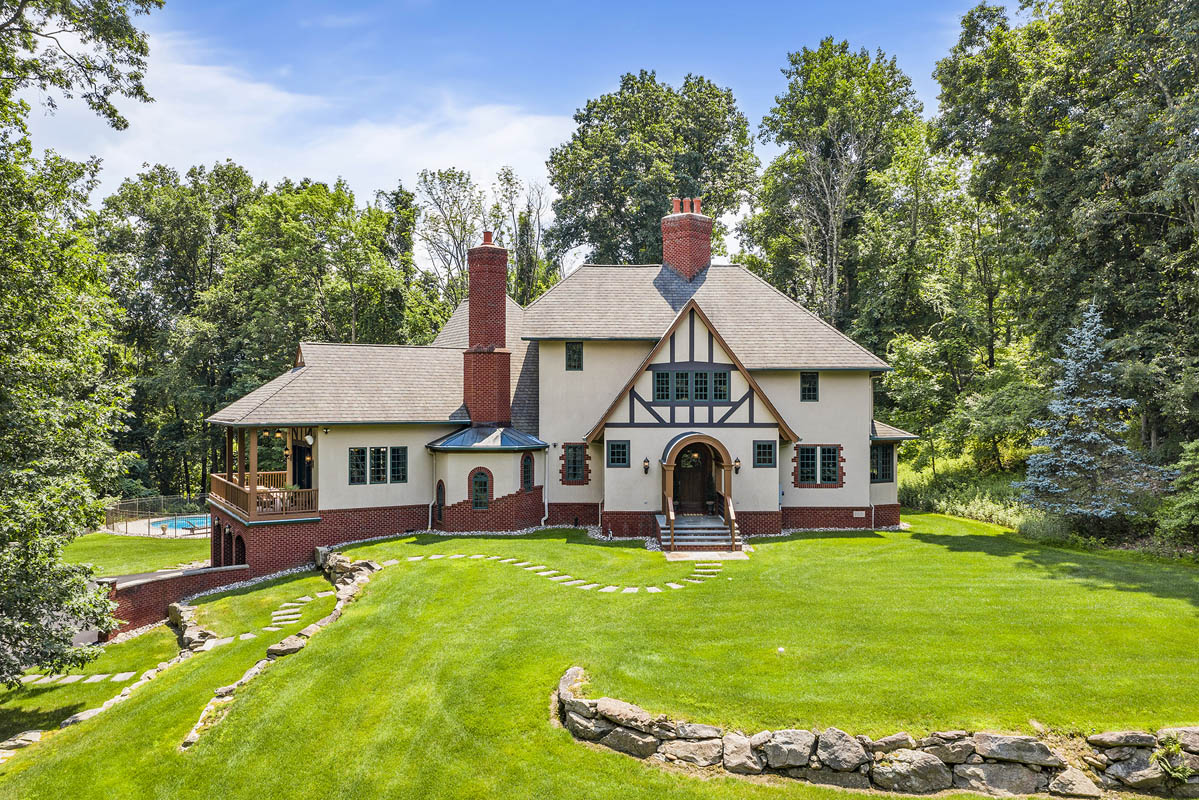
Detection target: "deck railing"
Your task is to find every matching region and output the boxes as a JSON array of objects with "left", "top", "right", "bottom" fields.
[{"left": 209, "top": 473, "right": 317, "bottom": 521}]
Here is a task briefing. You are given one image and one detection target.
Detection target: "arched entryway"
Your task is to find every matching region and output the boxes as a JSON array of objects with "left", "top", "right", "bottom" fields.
[
  {"left": 223, "top": 528, "right": 233, "bottom": 567},
  {"left": 661, "top": 433, "right": 734, "bottom": 517},
  {"left": 233, "top": 534, "right": 246, "bottom": 565}
]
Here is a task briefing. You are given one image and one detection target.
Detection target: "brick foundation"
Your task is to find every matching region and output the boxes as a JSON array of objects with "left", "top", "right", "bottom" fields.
[
  {"left": 873, "top": 503, "right": 901, "bottom": 527},
  {"left": 209, "top": 501, "right": 430, "bottom": 578},
  {"left": 781, "top": 506, "right": 875, "bottom": 529},
  {"left": 546, "top": 502, "right": 598, "bottom": 527},
  {"left": 102, "top": 564, "right": 250, "bottom": 636},
  {"left": 436, "top": 486, "right": 543, "bottom": 532},
  {"left": 735, "top": 510, "right": 783, "bottom": 535},
  {"left": 601, "top": 511, "right": 657, "bottom": 538}
]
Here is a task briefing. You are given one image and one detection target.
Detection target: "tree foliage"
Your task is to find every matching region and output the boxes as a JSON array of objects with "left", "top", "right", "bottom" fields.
[{"left": 547, "top": 70, "right": 757, "bottom": 264}]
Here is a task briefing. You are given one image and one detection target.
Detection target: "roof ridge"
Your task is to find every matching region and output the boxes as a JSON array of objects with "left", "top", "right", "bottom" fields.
[
  {"left": 734, "top": 266, "right": 889, "bottom": 367},
  {"left": 300, "top": 341, "right": 462, "bottom": 351}
]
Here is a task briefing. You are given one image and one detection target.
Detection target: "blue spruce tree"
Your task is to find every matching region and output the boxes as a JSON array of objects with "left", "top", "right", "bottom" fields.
[{"left": 1017, "top": 304, "right": 1159, "bottom": 523}]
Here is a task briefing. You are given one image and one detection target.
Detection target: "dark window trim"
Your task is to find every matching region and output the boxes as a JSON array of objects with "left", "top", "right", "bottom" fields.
[
  {"left": 521, "top": 452, "right": 535, "bottom": 491},
  {"left": 348, "top": 447, "right": 366, "bottom": 485},
  {"left": 753, "top": 440, "right": 776, "bottom": 468},
  {"left": 712, "top": 370, "right": 730, "bottom": 402},
  {"left": 793, "top": 444, "right": 843, "bottom": 488},
  {"left": 800, "top": 371, "right": 819, "bottom": 402},
  {"left": 870, "top": 443, "right": 895, "bottom": 483},
  {"left": 368, "top": 446, "right": 388, "bottom": 484},
  {"left": 561, "top": 443, "right": 589, "bottom": 485},
  {"left": 606, "top": 439, "right": 631, "bottom": 468},
  {"left": 653, "top": 371, "right": 671, "bottom": 402},
  {"left": 471, "top": 468, "right": 490, "bottom": 510},
  {"left": 565, "top": 341, "right": 583, "bottom": 371},
  {"left": 389, "top": 446, "right": 408, "bottom": 483}
]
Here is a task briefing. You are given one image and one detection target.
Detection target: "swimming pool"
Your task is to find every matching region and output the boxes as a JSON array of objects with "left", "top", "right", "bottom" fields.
[{"left": 149, "top": 514, "right": 210, "bottom": 533}]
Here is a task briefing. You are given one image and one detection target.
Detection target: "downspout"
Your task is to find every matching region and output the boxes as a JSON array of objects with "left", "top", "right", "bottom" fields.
[
  {"left": 428, "top": 450, "right": 437, "bottom": 530},
  {"left": 540, "top": 446, "right": 550, "bottom": 525}
]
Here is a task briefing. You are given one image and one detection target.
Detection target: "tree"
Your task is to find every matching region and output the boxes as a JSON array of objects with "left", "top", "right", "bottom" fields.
[
  {"left": 0, "top": 111, "right": 128, "bottom": 685},
  {"left": 491, "top": 166, "right": 557, "bottom": 305},
  {"left": 547, "top": 70, "right": 757, "bottom": 264},
  {"left": 416, "top": 167, "right": 486, "bottom": 306},
  {"left": 1155, "top": 441, "right": 1199, "bottom": 548},
  {"left": 0, "top": 0, "right": 163, "bottom": 129},
  {"left": 883, "top": 334, "right": 956, "bottom": 476},
  {"left": 743, "top": 39, "right": 920, "bottom": 325},
  {"left": 1017, "top": 305, "right": 1163, "bottom": 525}
]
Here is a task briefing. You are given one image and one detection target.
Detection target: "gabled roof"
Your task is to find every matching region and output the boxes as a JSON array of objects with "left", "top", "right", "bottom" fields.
[
  {"left": 871, "top": 420, "right": 918, "bottom": 441},
  {"left": 432, "top": 296, "right": 539, "bottom": 436},
  {"left": 583, "top": 299, "right": 800, "bottom": 444},
  {"left": 427, "top": 425, "right": 547, "bottom": 451},
  {"left": 523, "top": 264, "right": 890, "bottom": 371},
  {"left": 208, "top": 342, "right": 469, "bottom": 426}
]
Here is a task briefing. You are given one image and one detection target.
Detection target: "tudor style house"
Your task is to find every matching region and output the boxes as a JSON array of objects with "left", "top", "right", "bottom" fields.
[{"left": 206, "top": 196, "right": 914, "bottom": 573}]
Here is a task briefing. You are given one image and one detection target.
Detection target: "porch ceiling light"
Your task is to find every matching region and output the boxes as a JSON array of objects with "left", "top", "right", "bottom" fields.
[
  {"left": 642, "top": 457, "right": 650, "bottom": 474},
  {"left": 733, "top": 457, "right": 741, "bottom": 474},
  {"left": 274, "top": 429, "right": 283, "bottom": 438}
]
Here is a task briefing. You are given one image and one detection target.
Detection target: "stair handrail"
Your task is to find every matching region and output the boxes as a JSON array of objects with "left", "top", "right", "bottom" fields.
[
  {"left": 724, "top": 496, "right": 737, "bottom": 550},
  {"left": 662, "top": 491, "right": 675, "bottom": 551}
]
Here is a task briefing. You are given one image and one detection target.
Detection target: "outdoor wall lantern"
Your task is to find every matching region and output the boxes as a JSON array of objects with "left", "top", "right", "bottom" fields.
[
  {"left": 642, "top": 457, "right": 651, "bottom": 474},
  {"left": 304, "top": 454, "right": 312, "bottom": 463},
  {"left": 733, "top": 457, "right": 741, "bottom": 474},
  {"left": 283, "top": 447, "right": 291, "bottom": 459},
  {"left": 322, "top": 427, "right": 330, "bottom": 435},
  {"left": 274, "top": 429, "right": 283, "bottom": 438}
]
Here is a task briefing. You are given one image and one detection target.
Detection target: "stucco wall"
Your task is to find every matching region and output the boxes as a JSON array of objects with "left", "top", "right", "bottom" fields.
[
  {"left": 434, "top": 449, "right": 543, "bottom": 505},
  {"left": 755, "top": 370, "right": 874, "bottom": 507},
  {"left": 315, "top": 424, "right": 457, "bottom": 510},
  {"left": 869, "top": 479, "right": 898, "bottom": 506},
  {"left": 538, "top": 340, "right": 652, "bottom": 505}
]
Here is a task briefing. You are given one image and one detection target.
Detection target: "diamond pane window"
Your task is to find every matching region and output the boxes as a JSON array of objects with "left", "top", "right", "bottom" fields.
[
  {"left": 369, "top": 447, "right": 388, "bottom": 484},
  {"left": 348, "top": 447, "right": 366, "bottom": 485},
  {"left": 390, "top": 446, "right": 408, "bottom": 483},
  {"left": 565, "top": 341, "right": 583, "bottom": 371}
]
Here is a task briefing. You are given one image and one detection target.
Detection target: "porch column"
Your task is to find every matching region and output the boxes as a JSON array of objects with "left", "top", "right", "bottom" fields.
[
  {"left": 224, "top": 427, "right": 233, "bottom": 482},
  {"left": 285, "top": 428, "right": 293, "bottom": 486},
  {"left": 248, "top": 427, "right": 259, "bottom": 519},
  {"left": 237, "top": 429, "right": 246, "bottom": 487}
]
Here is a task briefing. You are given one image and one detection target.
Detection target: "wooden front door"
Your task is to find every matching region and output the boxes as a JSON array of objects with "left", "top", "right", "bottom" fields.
[
  {"left": 673, "top": 444, "right": 709, "bottom": 514},
  {"left": 291, "top": 444, "right": 313, "bottom": 489}
]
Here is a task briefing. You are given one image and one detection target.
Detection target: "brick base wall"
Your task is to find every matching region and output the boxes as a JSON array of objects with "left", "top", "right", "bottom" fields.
[
  {"left": 873, "top": 503, "right": 901, "bottom": 527},
  {"left": 209, "top": 502, "right": 430, "bottom": 578},
  {"left": 546, "top": 502, "right": 599, "bottom": 527},
  {"left": 735, "top": 510, "right": 783, "bottom": 535},
  {"left": 437, "top": 486, "right": 543, "bottom": 532},
  {"left": 102, "top": 564, "right": 250, "bottom": 637},
  {"left": 601, "top": 511, "right": 657, "bottom": 538},
  {"left": 782, "top": 506, "right": 874, "bottom": 529}
]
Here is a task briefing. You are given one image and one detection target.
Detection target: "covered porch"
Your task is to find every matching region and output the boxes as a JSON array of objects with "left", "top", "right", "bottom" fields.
[
  {"left": 209, "top": 425, "right": 319, "bottom": 522},
  {"left": 658, "top": 432, "right": 738, "bottom": 551}
]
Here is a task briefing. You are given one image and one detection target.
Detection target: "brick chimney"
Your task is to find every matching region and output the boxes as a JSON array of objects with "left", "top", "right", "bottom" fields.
[
  {"left": 661, "top": 196, "right": 713, "bottom": 281},
  {"left": 463, "top": 231, "right": 511, "bottom": 426}
]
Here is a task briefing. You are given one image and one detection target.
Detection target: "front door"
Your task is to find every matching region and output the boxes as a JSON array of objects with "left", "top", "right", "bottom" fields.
[
  {"left": 291, "top": 444, "right": 312, "bottom": 489},
  {"left": 673, "top": 444, "right": 709, "bottom": 514}
]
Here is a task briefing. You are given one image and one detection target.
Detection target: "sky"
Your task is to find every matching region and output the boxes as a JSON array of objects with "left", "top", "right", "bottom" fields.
[{"left": 27, "top": 0, "right": 978, "bottom": 207}]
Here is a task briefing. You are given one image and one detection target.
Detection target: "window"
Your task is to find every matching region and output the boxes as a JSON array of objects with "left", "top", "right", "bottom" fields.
[
  {"left": 521, "top": 453, "right": 534, "bottom": 491},
  {"left": 753, "top": 440, "right": 776, "bottom": 468},
  {"left": 565, "top": 341, "right": 583, "bottom": 371},
  {"left": 607, "top": 440, "right": 630, "bottom": 468},
  {"left": 563, "top": 444, "right": 586, "bottom": 482},
  {"left": 673, "top": 371, "right": 690, "bottom": 401},
  {"left": 870, "top": 444, "right": 894, "bottom": 483},
  {"left": 654, "top": 371, "right": 671, "bottom": 402},
  {"left": 389, "top": 446, "right": 408, "bottom": 483},
  {"left": 369, "top": 447, "right": 388, "bottom": 484},
  {"left": 471, "top": 470, "right": 489, "bottom": 510},
  {"left": 796, "top": 446, "right": 817, "bottom": 483},
  {"left": 693, "top": 371, "right": 709, "bottom": 401},
  {"left": 713, "top": 371, "right": 730, "bottom": 401},
  {"left": 435, "top": 481, "right": 445, "bottom": 522},
  {"left": 800, "top": 372, "right": 819, "bottom": 402},
  {"left": 348, "top": 447, "right": 367, "bottom": 485},
  {"left": 820, "top": 446, "right": 840, "bottom": 484}
]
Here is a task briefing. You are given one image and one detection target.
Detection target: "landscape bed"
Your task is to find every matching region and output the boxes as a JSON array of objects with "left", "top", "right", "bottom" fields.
[{"left": 1, "top": 512, "right": 1197, "bottom": 799}]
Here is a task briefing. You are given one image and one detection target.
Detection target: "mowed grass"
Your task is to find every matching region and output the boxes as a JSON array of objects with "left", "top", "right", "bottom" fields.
[
  {"left": 63, "top": 532, "right": 210, "bottom": 577},
  {"left": 2, "top": 513, "right": 1198, "bottom": 799}
]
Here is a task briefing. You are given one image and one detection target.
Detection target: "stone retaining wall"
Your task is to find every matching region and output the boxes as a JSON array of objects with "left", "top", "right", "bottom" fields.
[{"left": 555, "top": 667, "right": 1199, "bottom": 797}]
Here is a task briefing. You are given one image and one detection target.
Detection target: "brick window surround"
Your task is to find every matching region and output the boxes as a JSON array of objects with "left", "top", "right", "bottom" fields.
[
  {"left": 560, "top": 443, "right": 591, "bottom": 485},
  {"left": 792, "top": 444, "right": 845, "bottom": 488},
  {"left": 469, "top": 466, "right": 494, "bottom": 509}
]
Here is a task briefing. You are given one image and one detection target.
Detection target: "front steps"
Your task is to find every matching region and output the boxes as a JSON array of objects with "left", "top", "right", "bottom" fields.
[{"left": 654, "top": 514, "right": 741, "bottom": 551}]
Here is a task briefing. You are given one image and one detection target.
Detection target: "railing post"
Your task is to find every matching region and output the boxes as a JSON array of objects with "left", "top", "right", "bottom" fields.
[{"left": 247, "top": 427, "right": 258, "bottom": 521}]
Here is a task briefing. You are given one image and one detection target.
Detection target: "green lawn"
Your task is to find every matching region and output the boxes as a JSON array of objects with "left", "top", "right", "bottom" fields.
[
  {"left": 3, "top": 513, "right": 1198, "bottom": 799},
  {"left": 63, "top": 532, "right": 210, "bottom": 577}
]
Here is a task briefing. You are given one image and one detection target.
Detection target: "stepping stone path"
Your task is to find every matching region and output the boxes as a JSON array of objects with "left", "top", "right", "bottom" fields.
[
  {"left": 57, "top": 675, "right": 83, "bottom": 685},
  {"left": 111, "top": 672, "right": 136, "bottom": 682},
  {"left": 382, "top": 559, "right": 399, "bottom": 566},
  {"left": 239, "top": 633, "right": 257, "bottom": 640},
  {"left": 83, "top": 674, "right": 110, "bottom": 683},
  {"left": 386, "top": 547, "right": 734, "bottom": 598},
  {"left": 316, "top": 590, "right": 335, "bottom": 597}
]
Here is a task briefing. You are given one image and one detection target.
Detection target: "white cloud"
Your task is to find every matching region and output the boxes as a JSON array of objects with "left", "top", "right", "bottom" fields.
[{"left": 25, "top": 30, "right": 575, "bottom": 205}]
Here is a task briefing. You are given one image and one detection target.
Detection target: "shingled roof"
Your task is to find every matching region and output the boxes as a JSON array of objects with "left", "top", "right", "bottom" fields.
[
  {"left": 522, "top": 264, "right": 890, "bottom": 371},
  {"left": 871, "top": 420, "right": 918, "bottom": 441},
  {"left": 208, "top": 342, "right": 469, "bottom": 427}
]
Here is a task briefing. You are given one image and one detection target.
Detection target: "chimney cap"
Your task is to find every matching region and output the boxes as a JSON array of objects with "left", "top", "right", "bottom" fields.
[
  {"left": 671, "top": 197, "right": 681, "bottom": 214},
  {"left": 482, "top": 230, "right": 493, "bottom": 245}
]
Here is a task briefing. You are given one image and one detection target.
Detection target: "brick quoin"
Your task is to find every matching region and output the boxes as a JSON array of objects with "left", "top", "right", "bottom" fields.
[
  {"left": 559, "top": 443, "right": 591, "bottom": 486},
  {"left": 546, "top": 502, "right": 598, "bottom": 527},
  {"left": 661, "top": 197, "right": 713, "bottom": 281},
  {"left": 464, "top": 231, "right": 511, "bottom": 425},
  {"left": 792, "top": 444, "right": 846, "bottom": 489}
]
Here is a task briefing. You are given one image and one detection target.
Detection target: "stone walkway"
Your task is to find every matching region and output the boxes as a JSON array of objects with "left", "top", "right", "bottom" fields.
[{"left": 402, "top": 553, "right": 726, "bottom": 594}]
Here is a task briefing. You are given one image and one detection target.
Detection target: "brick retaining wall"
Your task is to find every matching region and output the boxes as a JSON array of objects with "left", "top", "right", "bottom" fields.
[{"left": 101, "top": 564, "right": 250, "bottom": 637}]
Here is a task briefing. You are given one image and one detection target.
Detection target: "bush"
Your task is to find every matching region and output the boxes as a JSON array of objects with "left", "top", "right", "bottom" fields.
[
  {"left": 1154, "top": 441, "right": 1199, "bottom": 550},
  {"left": 898, "top": 455, "right": 1027, "bottom": 529}
]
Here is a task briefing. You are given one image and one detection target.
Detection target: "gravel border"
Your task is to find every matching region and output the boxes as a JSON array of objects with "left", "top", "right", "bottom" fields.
[
  {"left": 182, "top": 563, "right": 316, "bottom": 603},
  {"left": 103, "top": 619, "right": 167, "bottom": 645}
]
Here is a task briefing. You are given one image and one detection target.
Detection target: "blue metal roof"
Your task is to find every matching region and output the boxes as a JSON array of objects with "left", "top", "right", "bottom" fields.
[{"left": 426, "top": 425, "right": 548, "bottom": 452}]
